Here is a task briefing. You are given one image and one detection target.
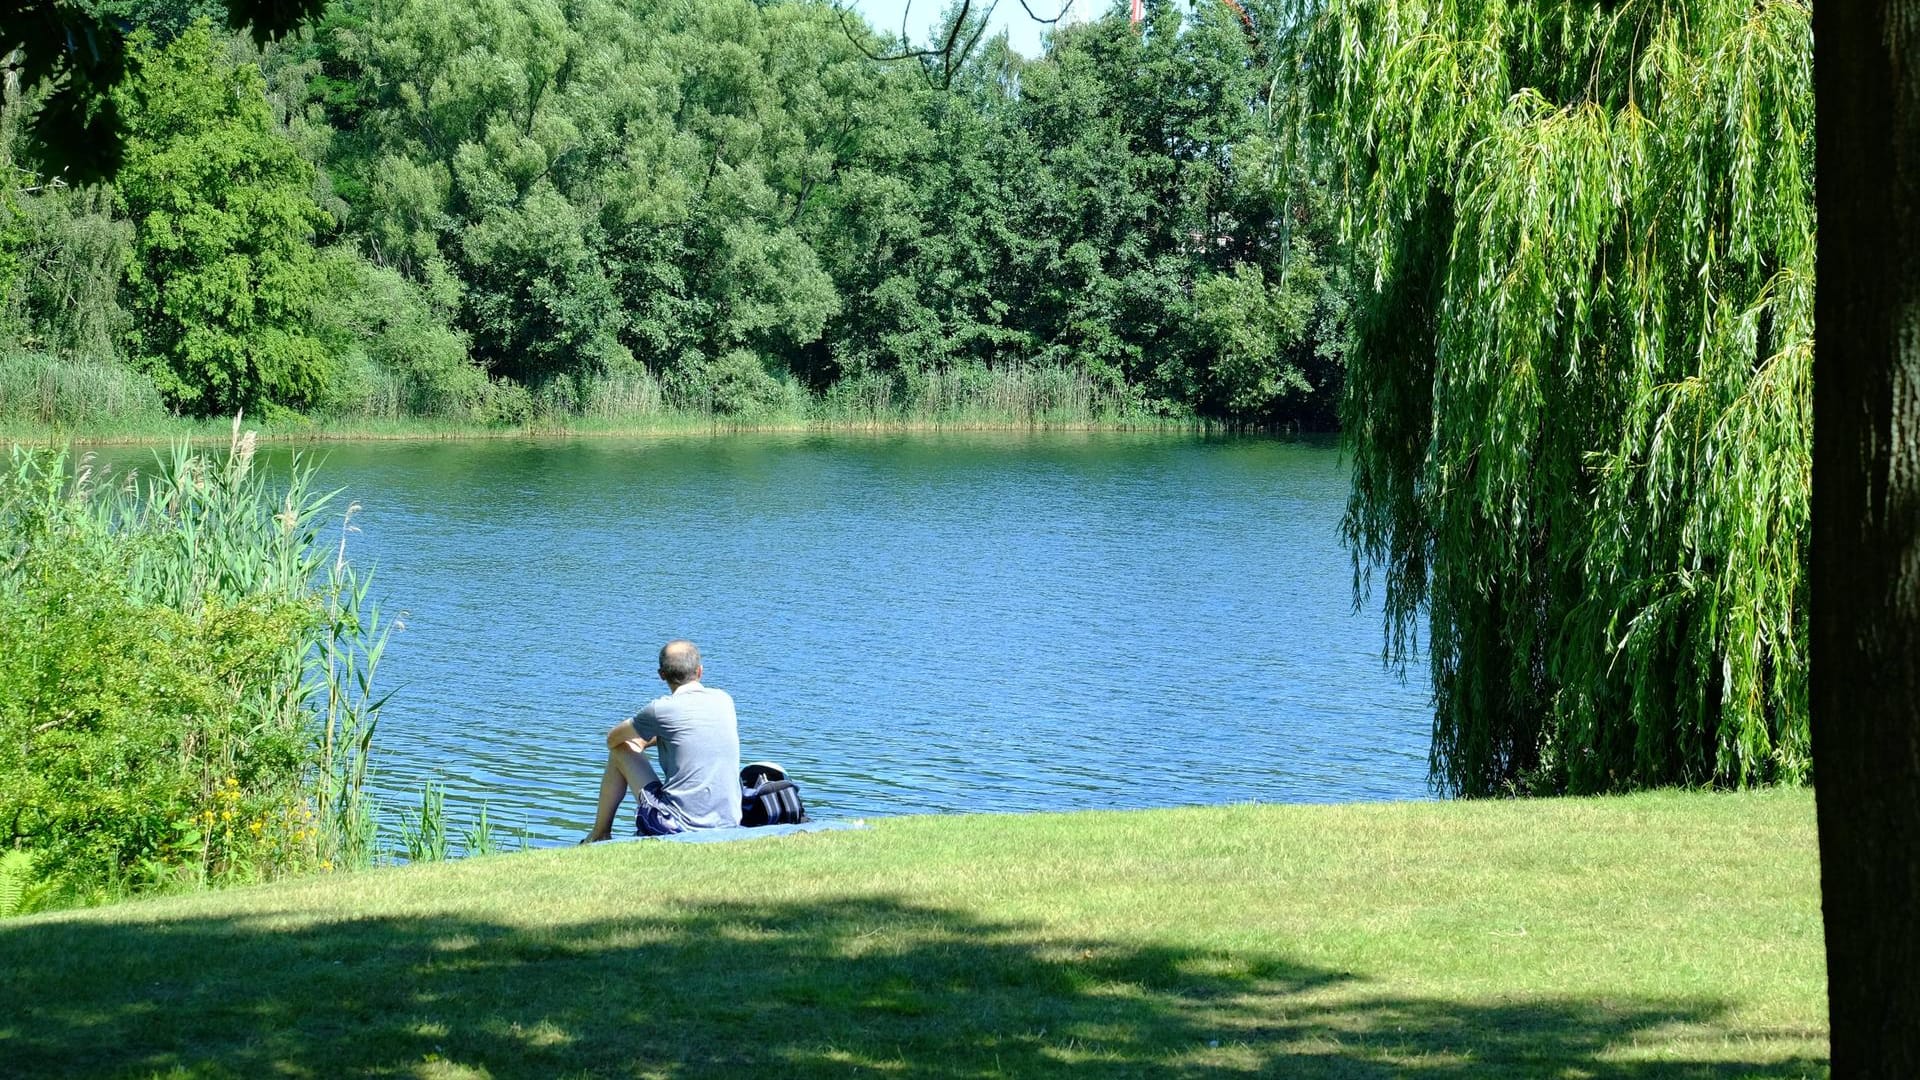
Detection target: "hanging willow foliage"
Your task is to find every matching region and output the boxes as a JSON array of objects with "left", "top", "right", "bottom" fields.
[{"left": 1285, "top": 0, "right": 1812, "bottom": 794}]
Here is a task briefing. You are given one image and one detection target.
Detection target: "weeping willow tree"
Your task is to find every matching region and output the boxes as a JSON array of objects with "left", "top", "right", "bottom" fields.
[{"left": 1287, "top": 0, "right": 1813, "bottom": 794}]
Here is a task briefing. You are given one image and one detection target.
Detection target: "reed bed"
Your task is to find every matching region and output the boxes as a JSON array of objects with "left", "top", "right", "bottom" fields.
[
  {"left": 0, "top": 360, "right": 1204, "bottom": 444},
  {"left": 0, "top": 353, "right": 167, "bottom": 428}
]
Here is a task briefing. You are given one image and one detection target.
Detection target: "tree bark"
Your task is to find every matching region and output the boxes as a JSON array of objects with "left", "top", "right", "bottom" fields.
[{"left": 1813, "top": 0, "right": 1920, "bottom": 1072}]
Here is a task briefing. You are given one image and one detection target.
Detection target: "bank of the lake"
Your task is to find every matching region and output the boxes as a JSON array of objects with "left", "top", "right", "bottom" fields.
[
  {"left": 0, "top": 789, "right": 1826, "bottom": 1077},
  {"left": 0, "top": 409, "right": 1231, "bottom": 448}
]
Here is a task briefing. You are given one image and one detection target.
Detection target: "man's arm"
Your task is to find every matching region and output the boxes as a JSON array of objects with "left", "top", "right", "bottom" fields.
[{"left": 606, "top": 718, "right": 657, "bottom": 751}]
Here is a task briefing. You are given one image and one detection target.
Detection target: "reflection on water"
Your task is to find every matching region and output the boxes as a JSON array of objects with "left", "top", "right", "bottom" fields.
[{"left": 107, "top": 431, "right": 1434, "bottom": 842}]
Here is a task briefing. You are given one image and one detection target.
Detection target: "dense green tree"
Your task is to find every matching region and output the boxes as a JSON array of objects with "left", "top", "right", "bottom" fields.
[
  {"left": 0, "top": 185, "right": 131, "bottom": 363},
  {"left": 1291, "top": 0, "right": 1812, "bottom": 793},
  {"left": 303, "top": 0, "right": 846, "bottom": 391},
  {"left": 826, "top": 1, "right": 1341, "bottom": 423},
  {"left": 1194, "top": 261, "right": 1321, "bottom": 418},
  {"left": 0, "top": 59, "right": 128, "bottom": 363},
  {"left": 116, "top": 24, "right": 334, "bottom": 415}
]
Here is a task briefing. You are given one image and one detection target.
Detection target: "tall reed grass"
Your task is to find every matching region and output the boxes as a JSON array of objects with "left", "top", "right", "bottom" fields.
[
  {"left": 0, "top": 355, "right": 1201, "bottom": 442},
  {"left": 335, "top": 360, "right": 1153, "bottom": 431},
  {"left": 893, "top": 364, "right": 1132, "bottom": 425},
  {"left": 0, "top": 353, "right": 167, "bottom": 428},
  {"left": 556, "top": 368, "right": 670, "bottom": 421},
  {"left": 640, "top": 362, "right": 1150, "bottom": 429},
  {"left": 309, "top": 361, "right": 1180, "bottom": 436},
  {"left": 397, "top": 784, "right": 450, "bottom": 864}
]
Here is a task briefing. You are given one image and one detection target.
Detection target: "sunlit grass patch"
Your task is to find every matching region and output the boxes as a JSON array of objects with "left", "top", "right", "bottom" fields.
[{"left": 0, "top": 790, "right": 1824, "bottom": 1077}]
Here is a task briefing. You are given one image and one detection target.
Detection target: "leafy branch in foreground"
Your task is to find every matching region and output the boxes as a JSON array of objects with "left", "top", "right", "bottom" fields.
[{"left": 0, "top": 0, "right": 325, "bottom": 180}]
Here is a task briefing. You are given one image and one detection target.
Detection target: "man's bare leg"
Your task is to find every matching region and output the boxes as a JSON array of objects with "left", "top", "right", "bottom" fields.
[{"left": 584, "top": 741, "right": 661, "bottom": 842}]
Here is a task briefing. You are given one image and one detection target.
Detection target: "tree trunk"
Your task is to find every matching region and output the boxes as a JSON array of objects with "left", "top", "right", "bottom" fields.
[{"left": 1813, "top": 0, "right": 1920, "bottom": 1072}]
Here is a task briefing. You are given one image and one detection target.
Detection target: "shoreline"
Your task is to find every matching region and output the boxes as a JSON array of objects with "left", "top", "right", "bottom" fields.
[
  {"left": 0, "top": 412, "right": 1318, "bottom": 449},
  {"left": 3, "top": 413, "right": 1333, "bottom": 449}
]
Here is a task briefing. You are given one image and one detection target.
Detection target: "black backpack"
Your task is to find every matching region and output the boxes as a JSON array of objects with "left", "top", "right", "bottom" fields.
[{"left": 740, "top": 762, "right": 809, "bottom": 826}]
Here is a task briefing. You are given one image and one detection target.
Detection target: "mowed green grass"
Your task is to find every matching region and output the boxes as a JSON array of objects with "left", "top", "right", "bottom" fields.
[{"left": 0, "top": 790, "right": 1825, "bottom": 1078}]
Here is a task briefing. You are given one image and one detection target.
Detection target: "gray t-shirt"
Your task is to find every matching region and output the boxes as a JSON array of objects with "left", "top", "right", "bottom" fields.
[{"left": 631, "top": 682, "right": 741, "bottom": 829}]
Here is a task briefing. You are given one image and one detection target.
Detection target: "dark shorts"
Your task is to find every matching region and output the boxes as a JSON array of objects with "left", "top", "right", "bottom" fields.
[{"left": 634, "top": 782, "right": 687, "bottom": 837}]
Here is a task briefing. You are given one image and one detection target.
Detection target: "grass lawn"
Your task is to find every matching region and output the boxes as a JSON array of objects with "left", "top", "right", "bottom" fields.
[{"left": 0, "top": 790, "right": 1825, "bottom": 1078}]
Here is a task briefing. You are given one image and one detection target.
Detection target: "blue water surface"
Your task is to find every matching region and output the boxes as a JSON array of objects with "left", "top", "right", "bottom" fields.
[{"left": 211, "top": 431, "right": 1432, "bottom": 842}]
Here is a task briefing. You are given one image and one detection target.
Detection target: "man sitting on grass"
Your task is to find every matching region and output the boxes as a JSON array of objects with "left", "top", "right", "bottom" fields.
[{"left": 583, "top": 639, "right": 741, "bottom": 841}]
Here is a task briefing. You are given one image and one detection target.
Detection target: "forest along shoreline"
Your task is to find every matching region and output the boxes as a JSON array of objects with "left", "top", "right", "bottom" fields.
[{"left": 0, "top": 5, "right": 1346, "bottom": 440}]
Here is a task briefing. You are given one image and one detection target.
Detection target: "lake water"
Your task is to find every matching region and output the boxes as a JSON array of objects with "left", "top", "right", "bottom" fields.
[{"left": 141, "top": 433, "right": 1435, "bottom": 842}]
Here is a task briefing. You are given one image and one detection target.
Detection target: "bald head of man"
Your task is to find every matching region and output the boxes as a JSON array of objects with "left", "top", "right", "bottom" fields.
[{"left": 658, "top": 639, "right": 703, "bottom": 688}]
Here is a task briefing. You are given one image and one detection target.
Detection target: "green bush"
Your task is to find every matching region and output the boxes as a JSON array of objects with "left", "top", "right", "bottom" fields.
[
  {"left": 480, "top": 379, "right": 537, "bottom": 426},
  {"left": 0, "top": 431, "right": 388, "bottom": 906},
  {"left": 707, "top": 349, "right": 803, "bottom": 418},
  {"left": 0, "top": 545, "right": 312, "bottom": 895},
  {"left": 311, "top": 250, "right": 488, "bottom": 419},
  {"left": 318, "top": 350, "right": 408, "bottom": 421},
  {"left": 1192, "top": 264, "right": 1316, "bottom": 419}
]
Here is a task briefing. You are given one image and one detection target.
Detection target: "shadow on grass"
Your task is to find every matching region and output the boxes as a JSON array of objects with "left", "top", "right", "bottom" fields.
[{"left": 0, "top": 894, "right": 1823, "bottom": 1078}]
